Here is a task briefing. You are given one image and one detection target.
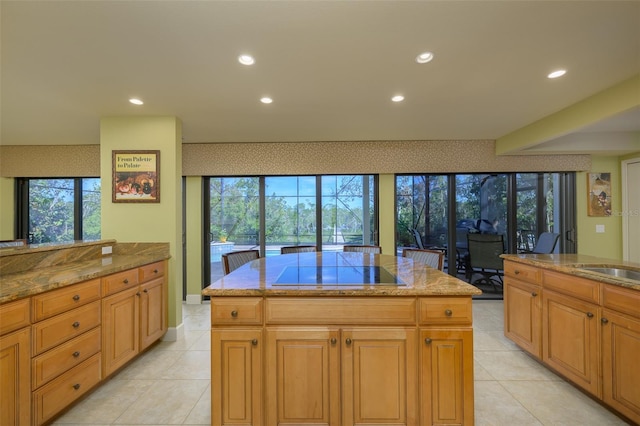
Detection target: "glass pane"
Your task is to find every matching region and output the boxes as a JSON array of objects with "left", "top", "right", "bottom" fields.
[
  {"left": 265, "top": 176, "right": 317, "bottom": 253},
  {"left": 516, "top": 173, "right": 538, "bottom": 252},
  {"left": 209, "top": 177, "right": 260, "bottom": 282},
  {"left": 29, "top": 179, "right": 75, "bottom": 243},
  {"left": 321, "top": 175, "right": 375, "bottom": 251},
  {"left": 82, "top": 178, "right": 101, "bottom": 241}
]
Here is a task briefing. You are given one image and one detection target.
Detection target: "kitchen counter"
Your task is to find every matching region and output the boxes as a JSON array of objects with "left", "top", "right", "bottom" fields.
[
  {"left": 501, "top": 253, "right": 640, "bottom": 291},
  {"left": 0, "top": 240, "right": 170, "bottom": 304}
]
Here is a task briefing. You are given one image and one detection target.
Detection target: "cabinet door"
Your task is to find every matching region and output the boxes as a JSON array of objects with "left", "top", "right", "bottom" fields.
[
  {"left": 140, "top": 277, "right": 166, "bottom": 350},
  {"left": 265, "top": 328, "right": 340, "bottom": 426},
  {"left": 504, "top": 278, "right": 542, "bottom": 357},
  {"left": 0, "top": 327, "right": 31, "bottom": 426},
  {"left": 601, "top": 309, "right": 640, "bottom": 425},
  {"left": 212, "top": 328, "right": 263, "bottom": 426},
  {"left": 420, "top": 329, "right": 474, "bottom": 426},
  {"left": 102, "top": 286, "right": 139, "bottom": 377},
  {"left": 342, "top": 328, "right": 417, "bottom": 426},
  {"left": 542, "top": 290, "right": 600, "bottom": 396}
]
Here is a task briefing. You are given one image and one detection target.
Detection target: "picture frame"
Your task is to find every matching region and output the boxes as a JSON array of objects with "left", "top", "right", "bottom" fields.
[
  {"left": 587, "top": 172, "right": 611, "bottom": 216},
  {"left": 112, "top": 150, "right": 160, "bottom": 203}
]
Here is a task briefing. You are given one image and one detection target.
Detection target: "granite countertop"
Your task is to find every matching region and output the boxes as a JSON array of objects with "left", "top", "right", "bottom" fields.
[
  {"left": 502, "top": 253, "right": 640, "bottom": 291},
  {"left": 0, "top": 241, "right": 170, "bottom": 304},
  {"left": 203, "top": 252, "right": 482, "bottom": 297}
]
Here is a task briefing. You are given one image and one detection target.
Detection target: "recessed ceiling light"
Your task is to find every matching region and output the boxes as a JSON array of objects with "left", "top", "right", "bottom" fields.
[
  {"left": 415, "top": 52, "right": 434, "bottom": 64},
  {"left": 391, "top": 95, "right": 405, "bottom": 102},
  {"left": 238, "top": 54, "right": 255, "bottom": 66},
  {"left": 129, "top": 98, "right": 143, "bottom": 105},
  {"left": 260, "top": 97, "right": 273, "bottom": 104},
  {"left": 547, "top": 69, "right": 567, "bottom": 79}
]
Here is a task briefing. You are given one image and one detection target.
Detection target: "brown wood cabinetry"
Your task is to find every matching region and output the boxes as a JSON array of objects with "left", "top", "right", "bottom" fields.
[
  {"left": 212, "top": 296, "right": 474, "bottom": 426},
  {"left": 503, "top": 259, "right": 640, "bottom": 424},
  {"left": 0, "top": 315, "right": 31, "bottom": 426}
]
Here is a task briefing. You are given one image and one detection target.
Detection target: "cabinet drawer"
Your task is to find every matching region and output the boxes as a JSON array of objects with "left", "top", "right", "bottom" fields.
[
  {"left": 504, "top": 261, "right": 541, "bottom": 284},
  {"left": 139, "top": 261, "right": 165, "bottom": 283},
  {"left": 32, "top": 353, "right": 101, "bottom": 426},
  {"left": 602, "top": 284, "right": 640, "bottom": 319},
  {"left": 419, "top": 297, "right": 472, "bottom": 325},
  {"left": 0, "top": 298, "right": 30, "bottom": 336},
  {"left": 32, "top": 301, "right": 101, "bottom": 356},
  {"left": 32, "top": 279, "right": 101, "bottom": 322},
  {"left": 265, "top": 297, "right": 416, "bottom": 325},
  {"left": 102, "top": 269, "right": 139, "bottom": 296},
  {"left": 543, "top": 270, "right": 600, "bottom": 303},
  {"left": 32, "top": 326, "right": 101, "bottom": 389},
  {"left": 211, "top": 297, "right": 263, "bottom": 325}
]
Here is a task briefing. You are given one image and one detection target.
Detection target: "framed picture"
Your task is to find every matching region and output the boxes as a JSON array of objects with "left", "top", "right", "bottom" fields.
[
  {"left": 112, "top": 150, "right": 160, "bottom": 203},
  {"left": 587, "top": 172, "right": 611, "bottom": 216}
]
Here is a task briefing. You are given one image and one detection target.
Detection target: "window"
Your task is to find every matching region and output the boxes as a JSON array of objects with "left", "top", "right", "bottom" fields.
[
  {"left": 204, "top": 175, "right": 378, "bottom": 284},
  {"left": 16, "top": 178, "right": 101, "bottom": 243}
]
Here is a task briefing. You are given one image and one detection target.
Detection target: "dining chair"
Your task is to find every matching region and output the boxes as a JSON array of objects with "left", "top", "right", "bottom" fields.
[
  {"left": 280, "top": 245, "right": 317, "bottom": 254},
  {"left": 466, "top": 233, "right": 505, "bottom": 292},
  {"left": 221, "top": 249, "right": 260, "bottom": 275},
  {"left": 402, "top": 248, "right": 444, "bottom": 271},
  {"left": 343, "top": 245, "right": 382, "bottom": 254}
]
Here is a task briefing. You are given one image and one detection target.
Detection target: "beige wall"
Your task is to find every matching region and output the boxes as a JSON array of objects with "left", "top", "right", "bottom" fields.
[{"left": 0, "top": 177, "right": 15, "bottom": 239}]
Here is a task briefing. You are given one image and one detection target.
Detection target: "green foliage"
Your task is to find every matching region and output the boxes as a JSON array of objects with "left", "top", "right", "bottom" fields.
[{"left": 29, "top": 179, "right": 75, "bottom": 243}]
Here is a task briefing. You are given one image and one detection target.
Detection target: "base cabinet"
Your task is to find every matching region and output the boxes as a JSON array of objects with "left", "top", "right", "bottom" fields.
[
  {"left": 504, "top": 278, "right": 542, "bottom": 357},
  {"left": 0, "top": 327, "right": 31, "bottom": 426}
]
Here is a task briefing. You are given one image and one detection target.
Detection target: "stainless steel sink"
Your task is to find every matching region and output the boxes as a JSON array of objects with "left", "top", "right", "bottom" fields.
[{"left": 579, "top": 267, "right": 640, "bottom": 281}]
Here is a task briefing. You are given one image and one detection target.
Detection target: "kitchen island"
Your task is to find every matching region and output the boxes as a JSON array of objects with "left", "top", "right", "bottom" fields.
[
  {"left": 502, "top": 254, "right": 640, "bottom": 424},
  {"left": 202, "top": 251, "right": 481, "bottom": 426}
]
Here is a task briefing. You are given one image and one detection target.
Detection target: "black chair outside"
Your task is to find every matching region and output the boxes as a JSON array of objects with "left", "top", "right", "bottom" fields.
[
  {"left": 466, "top": 233, "right": 505, "bottom": 292},
  {"left": 221, "top": 250, "right": 260, "bottom": 275},
  {"left": 526, "top": 232, "right": 560, "bottom": 254},
  {"left": 280, "top": 245, "right": 317, "bottom": 254},
  {"left": 343, "top": 245, "right": 382, "bottom": 254}
]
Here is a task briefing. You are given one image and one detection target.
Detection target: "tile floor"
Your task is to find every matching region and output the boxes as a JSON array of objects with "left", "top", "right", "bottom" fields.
[{"left": 53, "top": 300, "right": 630, "bottom": 425}]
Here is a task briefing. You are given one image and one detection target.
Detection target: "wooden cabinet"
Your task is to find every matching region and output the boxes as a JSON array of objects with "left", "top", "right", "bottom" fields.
[
  {"left": 102, "top": 260, "right": 167, "bottom": 376},
  {"left": 503, "top": 261, "right": 542, "bottom": 357},
  {"left": 213, "top": 296, "right": 474, "bottom": 426},
  {"left": 0, "top": 298, "right": 31, "bottom": 426},
  {"left": 601, "top": 284, "right": 640, "bottom": 424}
]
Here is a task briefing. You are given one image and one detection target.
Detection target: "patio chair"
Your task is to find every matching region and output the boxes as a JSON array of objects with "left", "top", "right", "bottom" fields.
[
  {"left": 402, "top": 248, "right": 444, "bottom": 271},
  {"left": 466, "top": 233, "right": 505, "bottom": 292},
  {"left": 526, "top": 232, "right": 560, "bottom": 254},
  {"left": 343, "top": 245, "right": 382, "bottom": 254},
  {"left": 280, "top": 245, "right": 317, "bottom": 254},
  {"left": 221, "top": 249, "right": 260, "bottom": 275}
]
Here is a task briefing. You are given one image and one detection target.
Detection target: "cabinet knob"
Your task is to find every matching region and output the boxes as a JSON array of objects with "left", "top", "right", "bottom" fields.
[
  {"left": 136, "top": 292, "right": 141, "bottom": 297},
  {"left": 586, "top": 312, "right": 594, "bottom": 318},
  {"left": 72, "top": 321, "right": 80, "bottom": 328},
  {"left": 231, "top": 310, "right": 238, "bottom": 317},
  {"left": 143, "top": 289, "right": 148, "bottom": 293},
  {"left": 444, "top": 309, "right": 453, "bottom": 317},
  {"left": 601, "top": 318, "right": 609, "bottom": 324},
  {"left": 123, "top": 279, "right": 129, "bottom": 284},
  {"left": 153, "top": 269, "right": 159, "bottom": 274},
  {"left": 330, "top": 337, "right": 337, "bottom": 344},
  {"left": 515, "top": 270, "right": 520, "bottom": 275},
  {"left": 251, "top": 339, "right": 258, "bottom": 346},
  {"left": 73, "top": 294, "right": 80, "bottom": 301},
  {"left": 345, "top": 338, "right": 352, "bottom": 345},
  {"left": 531, "top": 292, "right": 538, "bottom": 297},
  {"left": 73, "top": 351, "right": 80, "bottom": 358},
  {"left": 73, "top": 384, "right": 81, "bottom": 390},
  {"left": 425, "top": 338, "right": 432, "bottom": 344}
]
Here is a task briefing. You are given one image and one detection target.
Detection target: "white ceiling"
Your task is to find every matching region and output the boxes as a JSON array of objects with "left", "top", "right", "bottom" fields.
[{"left": 1, "top": 1, "right": 639, "bottom": 154}]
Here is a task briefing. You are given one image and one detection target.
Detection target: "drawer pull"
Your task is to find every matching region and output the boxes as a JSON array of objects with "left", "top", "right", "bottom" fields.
[
  {"left": 444, "top": 309, "right": 453, "bottom": 316},
  {"left": 72, "top": 321, "right": 80, "bottom": 328},
  {"left": 251, "top": 339, "right": 258, "bottom": 346},
  {"left": 515, "top": 270, "right": 520, "bottom": 275},
  {"left": 601, "top": 318, "right": 609, "bottom": 324},
  {"left": 73, "top": 351, "right": 80, "bottom": 358},
  {"left": 73, "top": 384, "right": 81, "bottom": 390},
  {"left": 143, "top": 289, "right": 148, "bottom": 293},
  {"left": 425, "top": 338, "right": 432, "bottom": 344},
  {"left": 531, "top": 292, "right": 538, "bottom": 297},
  {"left": 73, "top": 294, "right": 80, "bottom": 301},
  {"left": 231, "top": 310, "right": 238, "bottom": 317},
  {"left": 123, "top": 279, "right": 129, "bottom": 284},
  {"left": 330, "top": 337, "right": 337, "bottom": 344},
  {"left": 153, "top": 269, "right": 159, "bottom": 274},
  {"left": 345, "top": 338, "right": 352, "bottom": 345},
  {"left": 586, "top": 312, "right": 594, "bottom": 318}
]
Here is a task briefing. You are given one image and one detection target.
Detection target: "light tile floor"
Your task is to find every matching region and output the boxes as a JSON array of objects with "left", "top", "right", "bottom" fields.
[{"left": 53, "top": 300, "right": 630, "bottom": 425}]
